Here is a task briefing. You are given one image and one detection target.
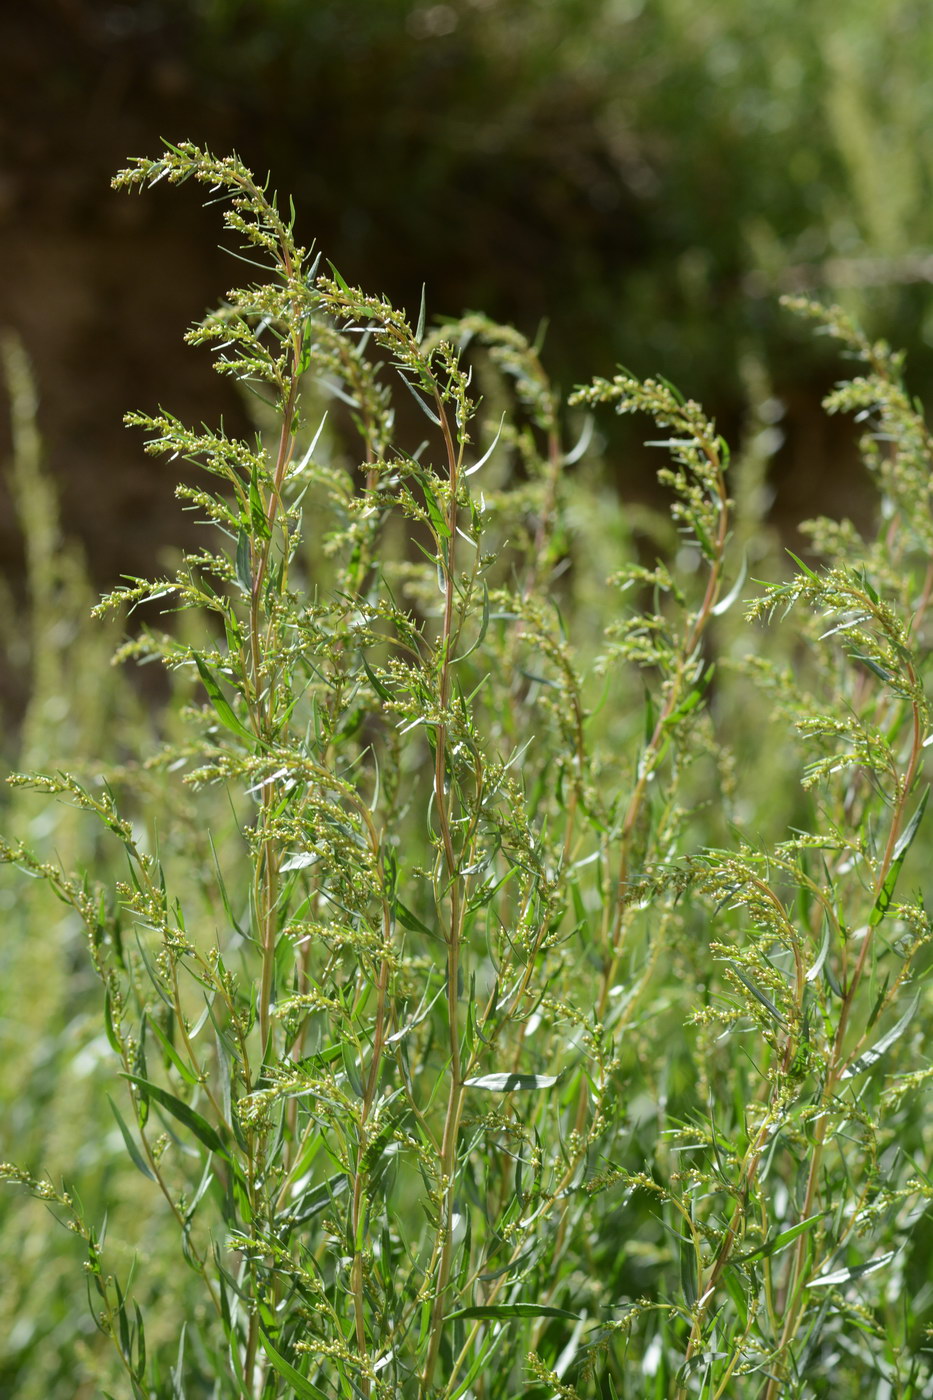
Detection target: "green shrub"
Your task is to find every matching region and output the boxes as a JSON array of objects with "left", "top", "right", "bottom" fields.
[{"left": 2, "top": 142, "right": 932, "bottom": 1398}]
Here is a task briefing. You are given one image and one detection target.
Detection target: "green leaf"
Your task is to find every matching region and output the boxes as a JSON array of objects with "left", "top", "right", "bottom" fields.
[
  {"left": 146, "top": 1015, "right": 200, "bottom": 1087},
  {"left": 194, "top": 656, "right": 255, "bottom": 744},
  {"left": 860, "top": 570, "right": 880, "bottom": 605},
  {"left": 691, "top": 516, "right": 716, "bottom": 561},
  {"left": 850, "top": 653, "right": 893, "bottom": 683},
  {"left": 444, "top": 1303, "right": 580, "bottom": 1321},
  {"left": 562, "top": 413, "right": 594, "bottom": 466},
  {"left": 463, "top": 1072, "right": 559, "bottom": 1091},
  {"left": 892, "top": 786, "right": 929, "bottom": 865},
  {"left": 108, "top": 1096, "right": 156, "bottom": 1181},
  {"left": 393, "top": 899, "right": 436, "bottom": 939},
  {"left": 360, "top": 651, "right": 392, "bottom": 701},
  {"left": 465, "top": 413, "right": 506, "bottom": 477},
  {"left": 656, "top": 374, "right": 685, "bottom": 406},
  {"left": 420, "top": 479, "right": 451, "bottom": 540},
  {"left": 734, "top": 1213, "right": 822, "bottom": 1263},
  {"left": 870, "top": 788, "right": 928, "bottom": 927},
  {"left": 249, "top": 465, "right": 271, "bottom": 540},
  {"left": 326, "top": 259, "right": 350, "bottom": 293},
  {"left": 711, "top": 553, "right": 748, "bottom": 617},
  {"left": 807, "top": 1250, "right": 895, "bottom": 1289},
  {"left": 122, "top": 1074, "right": 227, "bottom": 1156},
  {"left": 103, "top": 989, "right": 122, "bottom": 1054},
  {"left": 842, "top": 991, "right": 920, "bottom": 1080},
  {"left": 280, "top": 851, "right": 319, "bottom": 873},
  {"left": 722, "top": 1267, "right": 749, "bottom": 1326},
  {"left": 447, "top": 1329, "right": 507, "bottom": 1400},
  {"left": 452, "top": 580, "right": 490, "bottom": 663},
  {"left": 643, "top": 687, "right": 657, "bottom": 748},
  {"left": 726, "top": 961, "right": 787, "bottom": 1026},
  {"left": 806, "top": 918, "right": 832, "bottom": 984},
  {"left": 171, "top": 1323, "right": 188, "bottom": 1399},
  {"left": 296, "top": 333, "right": 312, "bottom": 377},
  {"left": 258, "top": 1328, "right": 330, "bottom": 1399},
  {"left": 398, "top": 370, "right": 443, "bottom": 427},
  {"left": 235, "top": 530, "right": 252, "bottom": 595},
  {"left": 415, "top": 282, "right": 427, "bottom": 342},
  {"left": 786, "top": 549, "right": 818, "bottom": 581},
  {"left": 824, "top": 957, "right": 844, "bottom": 999},
  {"left": 679, "top": 1227, "right": 697, "bottom": 1307},
  {"left": 667, "top": 667, "right": 714, "bottom": 726},
  {"left": 290, "top": 1172, "right": 349, "bottom": 1227}
]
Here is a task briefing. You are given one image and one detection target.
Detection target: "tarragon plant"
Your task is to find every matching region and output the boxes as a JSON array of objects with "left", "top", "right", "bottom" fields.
[{"left": 2, "top": 144, "right": 932, "bottom": 1399}]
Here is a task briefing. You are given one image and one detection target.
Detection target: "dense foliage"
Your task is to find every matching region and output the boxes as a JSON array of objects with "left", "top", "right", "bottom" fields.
[{"left": 2, "top": 141, "right": 933, "bottom": 1398}]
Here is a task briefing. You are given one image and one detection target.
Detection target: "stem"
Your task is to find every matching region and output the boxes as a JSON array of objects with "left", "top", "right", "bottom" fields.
[
  {"left": 420, "top": 388, "right": 466, "bottom": 1396},
  {"left": 569, "top": 435, "right": 728, "bottom": 1161},
  {"left": 758, "top": 678, "right": 925, "bottom": 1400},
  {"left": 253, "top": 347, "right": 303, "bottom": 1057},
  {"left": 349, "top": 818, "right": 394, "bottom": 1395}
]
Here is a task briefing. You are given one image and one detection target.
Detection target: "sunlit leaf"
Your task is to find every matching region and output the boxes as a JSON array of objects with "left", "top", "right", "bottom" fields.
[
  {"left": 463, "top": 1073, "right": 560, "bottom": 1092},
  {"left": 807, "top": 1251, "right": 896, "bottom": 1289},
  {"left": 445, "top": 1303, "right": 580, "bottom": 1321}
]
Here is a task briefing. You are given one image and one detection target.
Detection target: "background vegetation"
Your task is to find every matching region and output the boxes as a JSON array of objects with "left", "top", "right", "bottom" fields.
[
  {"left": 3, "top": 136, "right": 933, "bottom": 1393},
  {"left": 3, "top": 3, "right": 933, "bottom": 1396},
  {"left": 6, "top": 0, "right": 933, "bottom": 600}
]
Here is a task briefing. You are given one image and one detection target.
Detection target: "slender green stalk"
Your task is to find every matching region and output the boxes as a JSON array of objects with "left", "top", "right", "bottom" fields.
[{"left": 4, "top": 155, "right": 933, "bottom": 1400}]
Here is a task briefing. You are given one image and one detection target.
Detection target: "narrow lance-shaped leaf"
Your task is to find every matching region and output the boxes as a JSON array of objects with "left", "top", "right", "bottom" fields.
[
  {"left": 122, "top": 1073, "right": 227, "bottom": 1156},
  {"left": 786, "top": 548, "right": 818, "bottom": 582},
  {"left": 108, "top": 1096, "right": 156, "bottom": 1182},
  {"left": 711, "top": 552, "right": 748, "bottom": 617},
  {"left": 397, "top": 369, "right": 443, "bottom": 427},
  {"left": 733, "top": 1213, "right": 822, "bottom": 1263},
  {"left": 258, "top": 1329, "right": 331, "bottom": 1399},
  {"left": 415, "top": 281, "right": 427, "bottom": 343},
  {"left": 393, "top": 899, "right": 437, "bottom": 939},
  {"left": 452, "top": 580, "right": 490, "bottom": 663},
  {"left": 360, "top": 651, "right": 392, "bottom": 701},
  {"left": 103, "top": 988, "right": 122, "bottom": 1054},
  {"left": 806, "top": 918, "right": 832, "bottom": 984},
  {"left": 194, "top": 656, "right": 256, "bottom": 745},
  {"left": 680, "top": 1226, "right": 697, "bottom": 1308},
  {"left": 726, "top": 961, "right": 787, "bottom": 1027},
  {"left": 851, "top": 652, "right": 893, "bottom": 684},
  {"left": 464, "top": 412, "right": 505, "bottom": 477},
  {"left": 807, "top": 1250, "right": 896, "bottom": 1289},
  {"left": 691, "top": 514, "right": 717, "bottom": 562},
  {"left": 841, "top": 991, "right": 920, "bottom": 1080},
  {"left": 562, "top": 413, "right": 594, "bottom": 465},
  {"left": 146, "top": 1014, "right": 201, "bottom": 1088},
  {"left": 445, "top": 1303, "right": 581, "bottom": 1321},
  {"left": 420, "top": 478, "right": 452, "bottom": 540},
  {"left": 280, "top": 850, "right": 319, "bottom": 873},
  {"left": 325, "top": 259, "right": 350, "bottom": 293},
  {"left": 235, "top": 530, "right": 251, "bottom": 595},
  {"left": 666, "top": 665, "right": 714, "bottom": 726},
  {"left": 296, "top": 331, "right": 312, "bottom": 376},
  {"left": 657, "top": 374, "right": 686, "bottom": 405},
  {"left": 170, "top": 1323, "right": 187, "bottom": 1400},
  {"left": 290, "top": 1172, "right": 349, "bottom": 1227},
  {"left": 885, "top": 789, "right": 924, "bottom": 862},
  {"left": 249, "top": 463, "right": 271, "bottom": 541},
  {"left": 870, "top": 786, "right": 929, "bottom": 929},
  {"left": 463, "top": 1072, "right": 560, "bottom": 1091}
]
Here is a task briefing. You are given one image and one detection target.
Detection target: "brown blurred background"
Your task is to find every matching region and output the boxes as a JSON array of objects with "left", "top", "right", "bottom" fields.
[{"left": 3, "top": 0, "right": 933, "bottom": 593}]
